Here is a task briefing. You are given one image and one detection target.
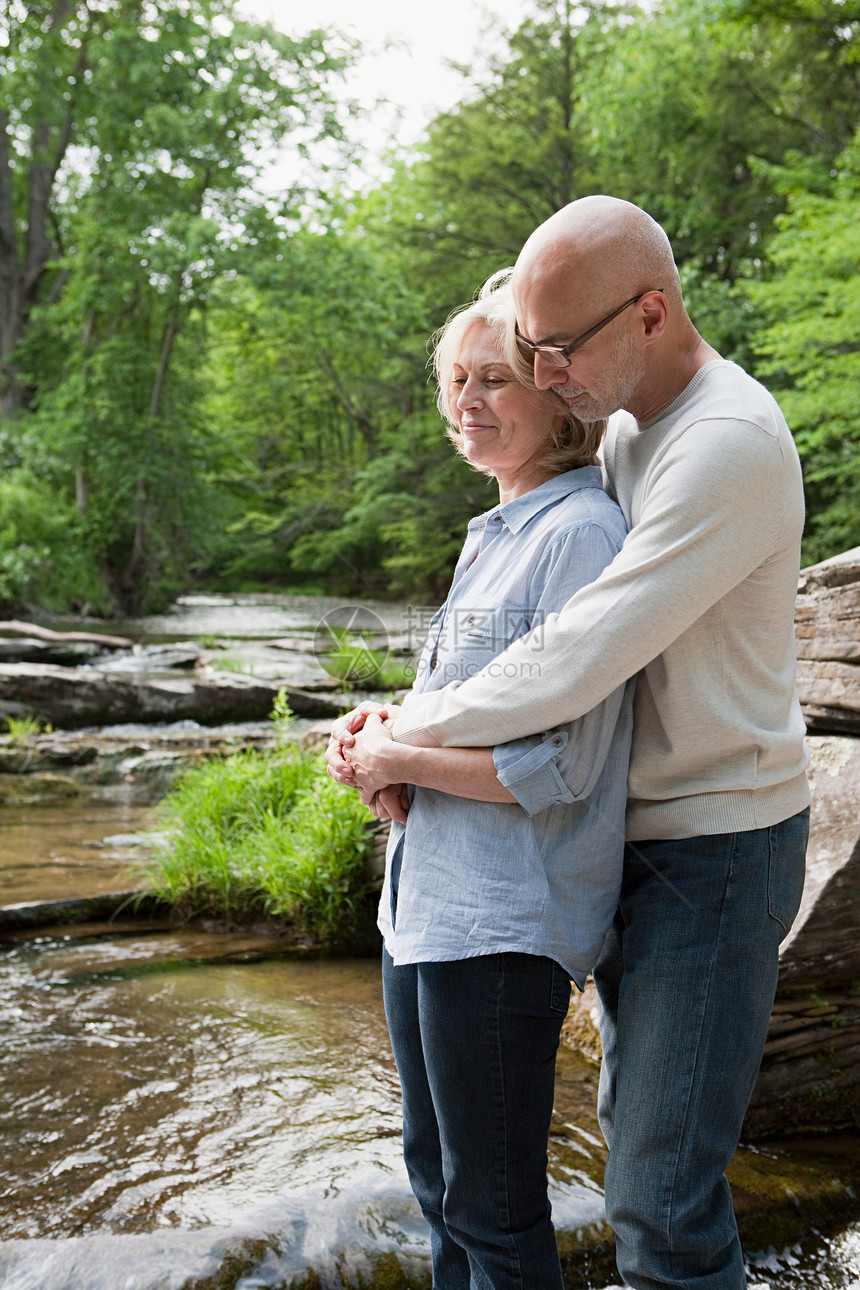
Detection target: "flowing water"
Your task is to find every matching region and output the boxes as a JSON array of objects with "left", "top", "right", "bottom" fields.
[
  {"left": 0, "top": 797, "right": 156, "bottom": 905},
  {"left": 1, "top": 595, "right": 859, "bottom": 1288},
  {"left": 0, "top": 899, "right": 613, "bottom": 1289},
  {"left": 72, "top": 591, "right": 426, "bottom": 662}
]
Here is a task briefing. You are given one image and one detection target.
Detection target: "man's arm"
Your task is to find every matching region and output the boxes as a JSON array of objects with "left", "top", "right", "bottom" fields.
[
  {"left": 347, "top": 672, "right": 631, "bottom": 816},
  {"left": 347, "top": 506, "right": 635, "bottom": 813},
  {"left": 394, "top": 418, "right": 792, "bottom": 749}
]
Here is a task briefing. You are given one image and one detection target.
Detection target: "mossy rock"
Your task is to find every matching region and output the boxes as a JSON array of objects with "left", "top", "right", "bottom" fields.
[
  {"left": 729, "top": 1137, "right": 860, "bottom": 1252},
  {"left": 0, "top": 771, "right": 83, "bottom": 803}
]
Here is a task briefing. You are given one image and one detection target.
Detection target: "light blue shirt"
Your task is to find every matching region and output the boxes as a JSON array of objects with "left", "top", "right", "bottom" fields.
[{"left": 379, "top": 467, "right": 634, "bottom": 988}]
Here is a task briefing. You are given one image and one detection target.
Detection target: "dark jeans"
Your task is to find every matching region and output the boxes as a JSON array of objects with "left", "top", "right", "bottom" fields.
[
  {"left": 382, "top": 949, "right": 571, "bottom": 1289},
  {"left": 594, "top": 809, "right": 810, "bottom": 1289}
]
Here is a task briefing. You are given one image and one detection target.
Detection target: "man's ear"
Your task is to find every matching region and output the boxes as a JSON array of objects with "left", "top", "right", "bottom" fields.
[{"left": 640, "top": 290, "right": 669, "bottom": 343}]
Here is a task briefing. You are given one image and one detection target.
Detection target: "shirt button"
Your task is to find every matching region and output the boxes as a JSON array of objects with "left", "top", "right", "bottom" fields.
[{"left": 551, "top": 735, "right": 563, "bottom": 747}]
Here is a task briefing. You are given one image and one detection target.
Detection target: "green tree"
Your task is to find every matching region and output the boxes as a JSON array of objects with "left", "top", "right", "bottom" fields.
[
  {"left": 5, "top": 0, "right": 860, "bottom": 612},
  {"left": 584, "top": 0, "right": 859, "bottom": 276},
  {"left": 193, "top": 213, "right": 505, "bottom": 602},
  {"left": 0, "top": 0, "right": 355, "bottom": 610},
  {"left": 350, "top": 0, "right": 860, "bottom": 373},
  {"left": 353, "top": 0, "right": 627, "bottom": 321},
  {"left": 750, "top": 131, "right": 860, "bottom": 566}
]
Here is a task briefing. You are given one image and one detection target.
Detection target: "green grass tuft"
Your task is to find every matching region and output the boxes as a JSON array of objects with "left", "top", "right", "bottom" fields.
[
  {"left": 4, "top": 715, "right": 49, "bottom": 744},
  {"left": 142, "top": 735, "right": 374, "bottom": 939}
]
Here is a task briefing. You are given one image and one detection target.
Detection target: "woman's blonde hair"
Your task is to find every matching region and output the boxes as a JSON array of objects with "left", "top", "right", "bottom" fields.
[{"left": 431, "top": 270, "right": 606, "bottom": 477}]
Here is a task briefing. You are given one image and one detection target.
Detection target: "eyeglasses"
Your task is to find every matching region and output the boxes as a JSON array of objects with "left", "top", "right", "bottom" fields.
[{"left": 514, "top": 290, "right": 664, "bottom": 369}]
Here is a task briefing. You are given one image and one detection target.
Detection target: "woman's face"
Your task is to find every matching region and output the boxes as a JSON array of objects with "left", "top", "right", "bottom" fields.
[{"left": 451, "top": 322, "right": 562, "bottom": 501}]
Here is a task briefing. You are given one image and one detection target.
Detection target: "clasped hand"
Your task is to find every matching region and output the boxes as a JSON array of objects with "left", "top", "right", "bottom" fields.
[{"left": 325, "top": 701, "right": 409, "bottom": 823}]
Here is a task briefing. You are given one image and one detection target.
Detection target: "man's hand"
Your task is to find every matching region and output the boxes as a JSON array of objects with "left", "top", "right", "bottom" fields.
[
  {"left": 325, "top": 701, "right": 392, "bottom": 786},
  {"left": 366, "top": 783, "right": 411, "bottom": 824}
]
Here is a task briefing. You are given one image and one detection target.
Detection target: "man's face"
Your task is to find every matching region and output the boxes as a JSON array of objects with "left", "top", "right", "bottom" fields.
[{"left": 512, "top": 272, "right": 646, "bottom": 422}]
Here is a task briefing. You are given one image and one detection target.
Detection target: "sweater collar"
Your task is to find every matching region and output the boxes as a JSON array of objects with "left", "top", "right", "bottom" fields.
[{"left": 638, "top": 359, "right": 730, "bottom": 431}]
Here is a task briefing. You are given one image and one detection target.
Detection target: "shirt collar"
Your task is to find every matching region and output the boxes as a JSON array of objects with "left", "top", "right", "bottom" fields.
[{"left": 470, "top": 465, "right": 603, "bottom": 536}]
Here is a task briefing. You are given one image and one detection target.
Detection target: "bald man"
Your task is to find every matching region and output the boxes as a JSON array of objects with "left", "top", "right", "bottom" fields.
[{"left": 329, "top": 196, "right": 809, "bottom": 1288}]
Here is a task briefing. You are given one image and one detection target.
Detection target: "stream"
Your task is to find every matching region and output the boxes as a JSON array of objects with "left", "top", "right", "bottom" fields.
[{"left": 1, "top": 594, "right": 859, "bottom": 1289}]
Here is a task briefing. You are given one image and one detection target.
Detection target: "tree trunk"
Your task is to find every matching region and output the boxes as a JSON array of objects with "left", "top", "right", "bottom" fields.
[
  {"left": 123, "top": 292, "right": 184, "bottom": 602},
  {"left": 0, "top": 109, "right": 23, "bottom": 410},
  {"left": 0, "top": 1, "right": 82, "bottom": 416}
]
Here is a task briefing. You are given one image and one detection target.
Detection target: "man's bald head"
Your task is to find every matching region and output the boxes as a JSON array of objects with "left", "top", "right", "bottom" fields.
[
  {"left": 510, "top": 197, "right": 711, "bottom": 423},
  {"left": 513, "top": 196, "right": 682, "bottom": 316}
]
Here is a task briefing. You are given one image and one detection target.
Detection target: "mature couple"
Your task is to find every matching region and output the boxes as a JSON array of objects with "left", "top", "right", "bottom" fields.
[{"left": 326, "top": 196, "right": 809, "bottom": 1290}]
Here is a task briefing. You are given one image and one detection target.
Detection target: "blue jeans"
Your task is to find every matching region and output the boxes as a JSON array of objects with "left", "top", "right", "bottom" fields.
[
  {"left": 593, "top": 809, "right": 809, "bottom": 1290},
  {"left": 382, "top": 949, "right": 571, "bottom": 1290}
]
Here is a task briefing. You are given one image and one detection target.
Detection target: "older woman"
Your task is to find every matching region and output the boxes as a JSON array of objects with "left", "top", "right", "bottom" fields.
[{"left": 326, "top": 280, "right": 633, "bottom": 1290}]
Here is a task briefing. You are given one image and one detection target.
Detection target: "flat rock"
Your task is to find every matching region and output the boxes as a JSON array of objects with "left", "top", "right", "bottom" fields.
[
  {"left": 0, "top": 772, "right": 83, "bottom": 804},
  {"left": 743, "top": 734, "right": 860, "bottom": 1136},
  {"left": 0, "top": 638, "right": 104, "bottom": 665},
  {"left": 564, "top": 733, "right": 860, "bottom": 1139},
  {"left": 779, "top": 736, "right": 860, "bottom": 985},
  {"left": 0, "top": 663, "right": 349, "bottom": 729},
  {"left": 796, "top": 546, "right": 860, "bottom": 733},
  {"left": 0, "top": 889, "right": 168, "bottom": 933}
]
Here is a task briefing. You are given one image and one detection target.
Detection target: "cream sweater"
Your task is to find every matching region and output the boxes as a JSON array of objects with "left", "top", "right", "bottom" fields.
[{"left": 394, "top": 360, "right": 810, "bottom": 840}]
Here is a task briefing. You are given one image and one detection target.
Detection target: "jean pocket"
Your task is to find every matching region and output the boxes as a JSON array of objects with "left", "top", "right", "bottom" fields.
[
  {"left": 767, "top": 807, "right": 810, "bottom": 937},
  {"left": 549, "top": 960, "right": 572, "bottom": 1015}
]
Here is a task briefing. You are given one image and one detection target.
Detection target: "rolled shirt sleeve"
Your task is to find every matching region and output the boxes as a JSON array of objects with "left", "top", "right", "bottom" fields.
[
  {"left": 494, "top": 675, "right": 632, "bottom": 816},
  {"left": 493, "top": 728, "right": 573, "bottom": 816}
]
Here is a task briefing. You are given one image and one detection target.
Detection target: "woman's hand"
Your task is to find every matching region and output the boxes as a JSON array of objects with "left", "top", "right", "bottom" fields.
[
  {"left": 344, "top": 711, "right": 402, "bottom": 798},
  {"left": 325, "top": 701, "right": 397, "bottom": 786},
  {"left": 325, "top": 702, "right": 409, "bottom": 821}
]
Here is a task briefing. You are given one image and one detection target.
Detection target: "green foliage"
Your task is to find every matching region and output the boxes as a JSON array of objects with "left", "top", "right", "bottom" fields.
[
  {"left": 349, "top": 0, "right": 615, "bottom": 314},
  {"left": 145, "top": 743, "right": 374, "bottom": 937},
  {"left": 270, "top": 687, "right": 296, "bottom": 733},
  {"left": 197, "top": 230, "right": 432, "bottom": 597},
  {"left": 4, "top": 0, "right": 860, "bottom": 612},
  {"left": 751, "top": 130, "right": 860, "bottom": 565},
  {"left": 248, "top": 774, "right": 374, "bottom": 931},
  {"left": 281, "top": 403, "right": 487, "bottom": 601},
  {"left": 0, "top": 0, "right": 356, "bottom": 612},
  {"left": 0, "top": 473, "right": 108, "bottom": 611},
  {"left": 318, "top": 627, "right": 416, "bottom": 690},
  {"left": 580, "top": 0, "right": 859, "bottom": 278},
  {"left": 677, "top": 267, "right": 763, "bottom": 370},
  {"left": 209, "top": 653, "right": 255, "bottom": 675}
]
